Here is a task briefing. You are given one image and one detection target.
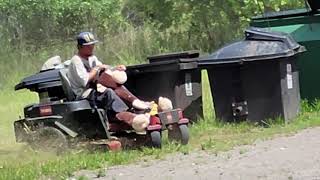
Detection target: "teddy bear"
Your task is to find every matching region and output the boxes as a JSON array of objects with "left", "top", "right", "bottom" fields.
[
  {"left": 130, "top": 96, "right": 174, "bottom": 134},
  {"left": 96, "top": 68, "right": 175, "bottom": 134},
  {"left": 112, "top": 96, "right": 174, "bottom": 134},
  {"left": 97, "top": 69, "right": 152, "bottom": 110},
  {"left": 158, "top": 96, "right": 173, "bottom": 112}
]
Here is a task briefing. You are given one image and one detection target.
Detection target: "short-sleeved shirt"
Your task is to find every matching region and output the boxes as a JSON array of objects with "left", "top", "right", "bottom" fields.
[{"left": 67, "top": 54, "right": 102, "bottom": 97}]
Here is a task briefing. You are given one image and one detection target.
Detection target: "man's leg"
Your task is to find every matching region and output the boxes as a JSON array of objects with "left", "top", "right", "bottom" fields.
[
  {"left": 95, "top": 88, "right": 129, "bottom": 113},
  {"left": 93, "top": 89, "right": 150, "bottom": 133}
]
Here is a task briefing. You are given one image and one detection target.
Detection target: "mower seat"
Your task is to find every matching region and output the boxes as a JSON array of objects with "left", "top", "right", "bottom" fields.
[
  {"left": 59, "top": 69, "right": 111, "bottom": 138},
  {"left": 59, "top": 69, "right": 76, "bottom": 101}
]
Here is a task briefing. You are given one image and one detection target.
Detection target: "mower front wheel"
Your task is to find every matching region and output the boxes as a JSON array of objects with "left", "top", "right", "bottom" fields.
[
  {"left": 168, "top": 124, "right": 189, "bottom": 145},
  {"left": 150, "top": 131, "right": 161, "bottom": 148}
]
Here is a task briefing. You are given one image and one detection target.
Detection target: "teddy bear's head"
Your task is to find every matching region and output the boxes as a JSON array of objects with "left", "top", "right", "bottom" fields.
[{"left": 158, "top": 96, "right": 173, "bottom": 112}]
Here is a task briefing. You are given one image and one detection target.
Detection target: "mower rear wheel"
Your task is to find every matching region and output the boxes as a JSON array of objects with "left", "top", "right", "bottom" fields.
[
  {"left": 168, "top": 124, "right": 189, "bottom": 145},
  {"left": 150, "top": 131, "right": 161, "bottom": 148},
  {"left": 30, "top": 127, "right": 68, "bottom": 154}
]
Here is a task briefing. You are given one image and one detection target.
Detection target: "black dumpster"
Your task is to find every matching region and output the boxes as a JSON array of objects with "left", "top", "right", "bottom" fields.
[
  {"left": 198, "top": 28, "right": 305, "bottom": 123},
  {"left": 250, "top": 0, "right": 320, "bottom": 102},
  {"left": 125, "top": 51, "right": 203, "bottom": 121}
]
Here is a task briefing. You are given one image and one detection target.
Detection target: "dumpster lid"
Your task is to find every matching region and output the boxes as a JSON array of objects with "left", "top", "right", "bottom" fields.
[
  {"left": 198, "top": 27, "right": 305, "bottom": 65},
  {"left": 253, "top": 1, "right": 319, "bottom": 20},
  {"left": 126, "top": 51, "right": 199, "bottom": 74},
  {"left": 252, "top": 8, "right": 311, "bottom": 20},
  {"left": 147, "top": 50, "right": 199, "bottom": 63},
  {"left": 127, "top": 58, "right": 198, "bottom": 74}
]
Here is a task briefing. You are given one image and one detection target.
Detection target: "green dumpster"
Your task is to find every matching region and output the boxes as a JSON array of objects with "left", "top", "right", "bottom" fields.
[{"left": 250, "top": 0, "right": 320, "bottom": 101}]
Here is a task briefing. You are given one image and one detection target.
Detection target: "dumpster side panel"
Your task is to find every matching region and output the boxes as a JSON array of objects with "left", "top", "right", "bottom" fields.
[
  {"left": 175, "top": 69, "right": 203, "bottom": 121},
  {"left": 242, "top": 61, "right": 284, "bottom": 122},
  {"left": 125, "top": 71, "right": 203, "bottom": 121},
  {"left": 207, "top": 65, "right": 238, "bottom": 122},
  {"left": 126, "top": 71, "right": 177, "bottom": 102},
  {"left": 280, "top": 58, "right": 300, "bottom": 121},
  {"left": 296, "top": 41, "right": 320, "bottom": 101},
  {"left": 207, "top": 61, "right": 285, "bottom": 123}
]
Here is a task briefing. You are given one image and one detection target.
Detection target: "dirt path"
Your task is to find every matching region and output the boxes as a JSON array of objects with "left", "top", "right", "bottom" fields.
[{"left": 74, "top": 127, "right": 320, "bottom": 180}]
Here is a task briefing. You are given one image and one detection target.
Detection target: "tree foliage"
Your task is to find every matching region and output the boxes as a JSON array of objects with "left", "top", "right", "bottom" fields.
[
  {"left": 123, "top": 0, "right": 305, "bottom": 51},
  {"left": 0, "top": 0, "right": 305, "bottom": 52},
  {"left": 0, "top": 0, "right": 123, "bottom": 47}
]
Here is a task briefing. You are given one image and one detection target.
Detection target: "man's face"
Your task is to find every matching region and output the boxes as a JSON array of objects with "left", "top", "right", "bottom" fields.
[{"left": 80, "top": 44, "right": 95, "bottom": 56}]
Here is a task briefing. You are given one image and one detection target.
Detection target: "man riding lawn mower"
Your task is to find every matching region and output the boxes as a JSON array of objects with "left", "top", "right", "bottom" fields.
[{"left": 13, "top": 32, "right": 190, "bottom": 153}]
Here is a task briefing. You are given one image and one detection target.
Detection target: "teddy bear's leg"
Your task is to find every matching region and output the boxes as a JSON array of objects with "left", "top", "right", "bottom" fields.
[
  {"left": 114, "top": 85, "right": 138, "bottom": 104},
  {"left": 115, "top": 111, "right": 135, "bottom": 125},
  {"left": 97, "top": 72, "right": 119, "bottom": 89},
  {"left": 114, "top": 86, "right": 151, "bottom": 110},
  {"left": 115, "top": 111, "right": 150, "bottom": 133},
  {"left": 97, "top": 72, "right": 151, "bottom": 110},
  {"left": 97, "top": 73, "right": 138, "bottom": 104}
]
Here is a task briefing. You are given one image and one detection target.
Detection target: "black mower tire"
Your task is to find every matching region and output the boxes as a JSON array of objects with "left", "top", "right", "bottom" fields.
[
  {"left": 150, "top": 131, "right": 161, "bottom": 148},
  {"left": 168, "top": 124, "right": 189, "bottom": 145},
  {"left": 30, "top": 127, "right": 68, "bottom": 154}
]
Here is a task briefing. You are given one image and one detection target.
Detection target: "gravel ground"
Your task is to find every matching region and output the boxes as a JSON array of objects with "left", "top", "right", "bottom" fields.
[{"left": 74, "top": 127, "right": 320, "bottom": 180}]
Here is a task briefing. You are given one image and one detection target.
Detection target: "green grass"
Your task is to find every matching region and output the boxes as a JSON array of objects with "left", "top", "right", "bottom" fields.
[
  {"left": 1, "top": 71, "right": 320, "bottom": 179},
  {"left": 0, "top": 90, "right": 37, "bottom": 143}
]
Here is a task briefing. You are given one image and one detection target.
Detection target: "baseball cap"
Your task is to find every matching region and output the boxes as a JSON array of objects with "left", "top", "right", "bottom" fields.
[{"left": 77, "top": 32, "right": 99, "bottom": 46}]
